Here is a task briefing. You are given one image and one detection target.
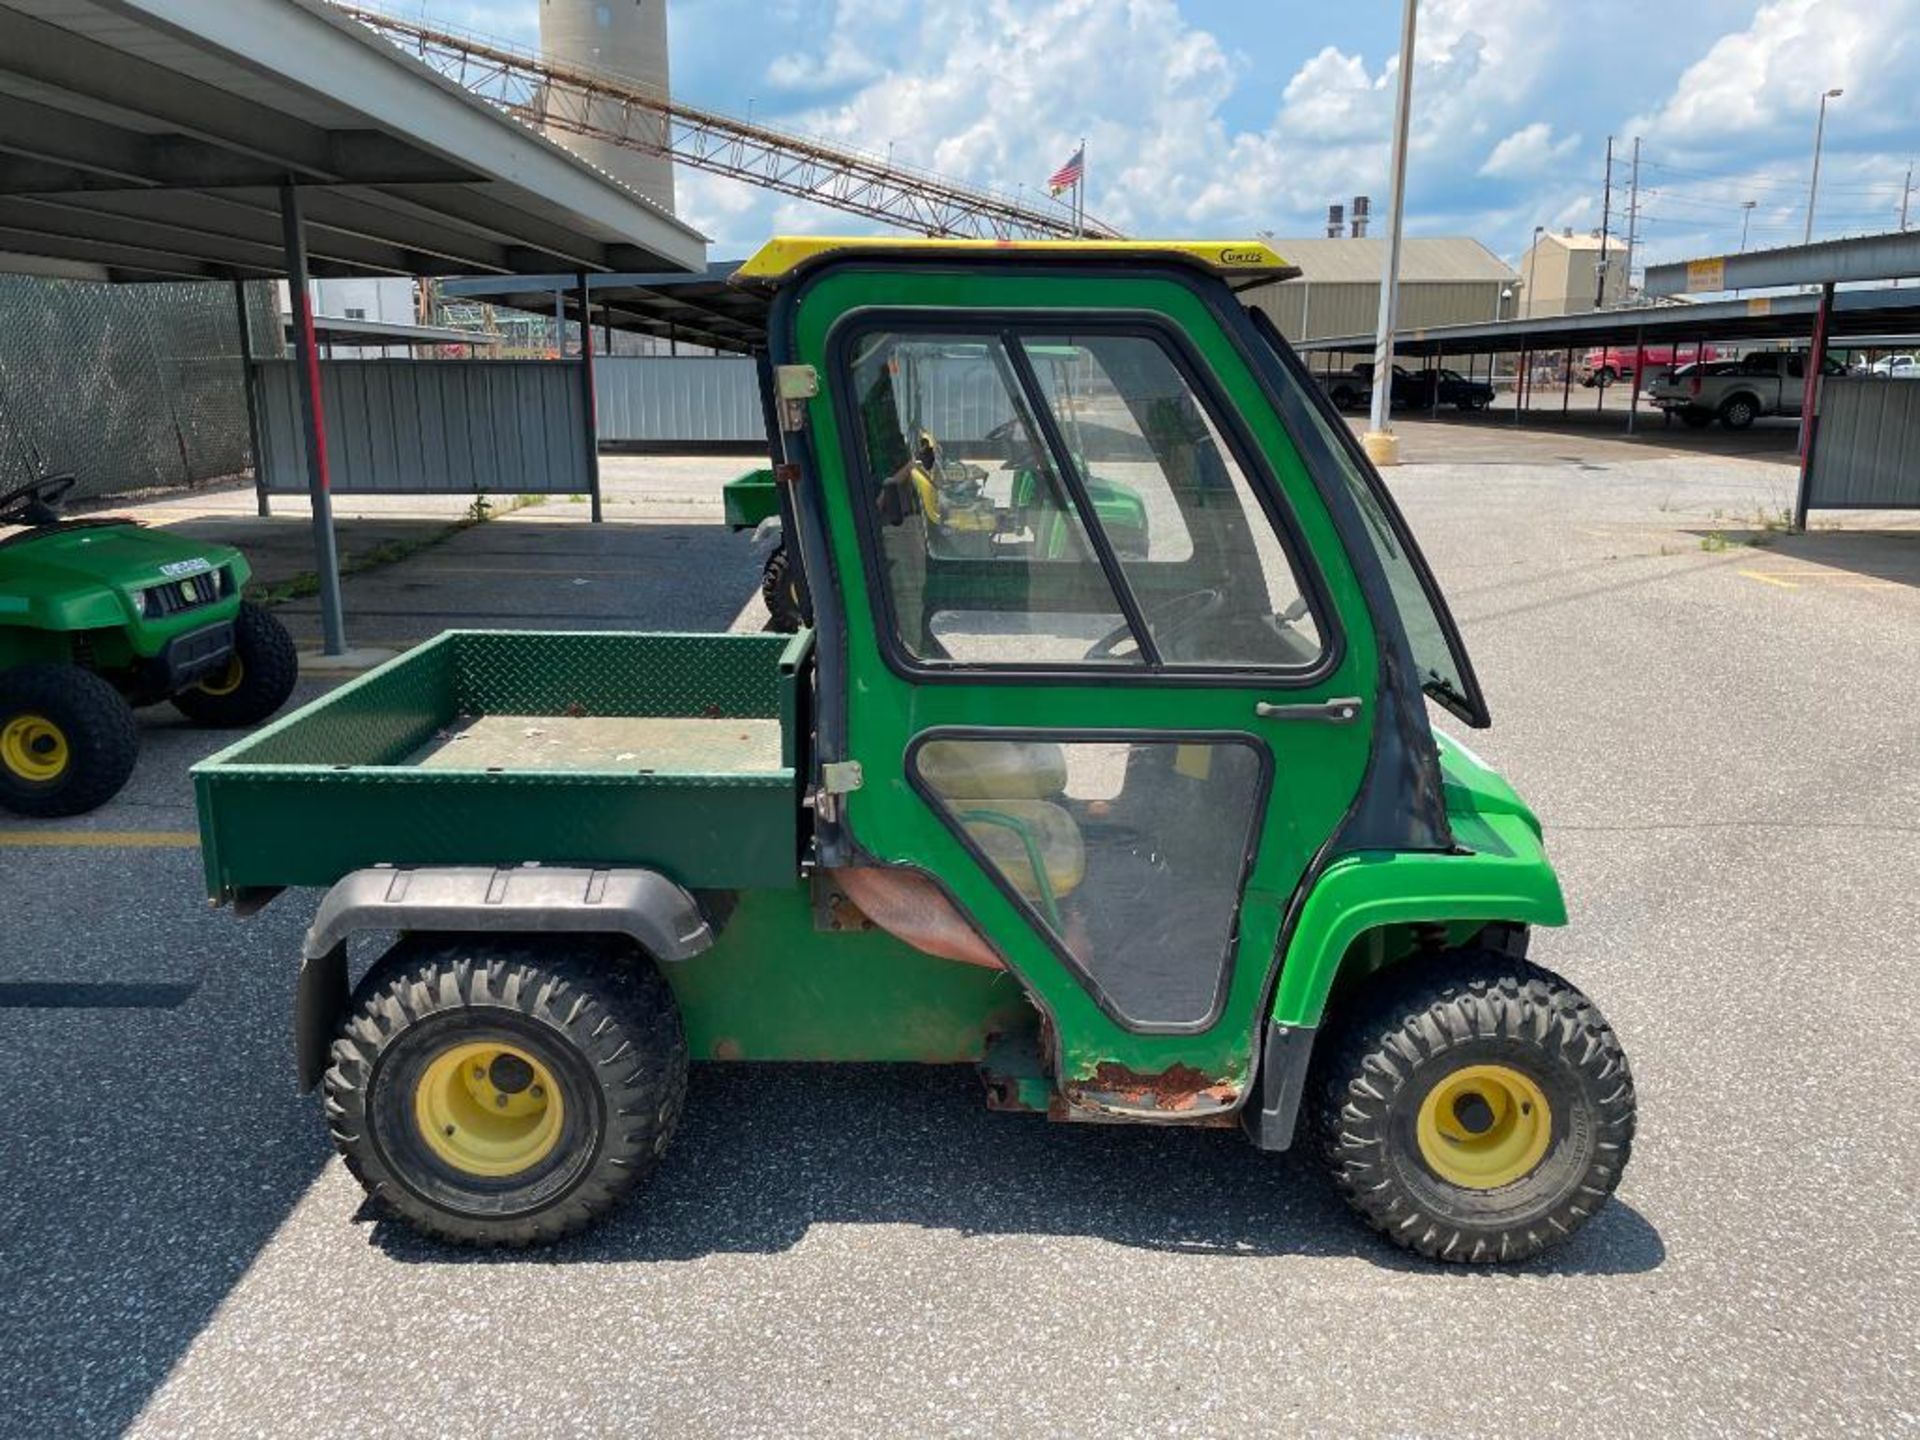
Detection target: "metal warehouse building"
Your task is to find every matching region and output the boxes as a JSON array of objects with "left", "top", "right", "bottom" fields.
[{"left": 1242, "top": 237, "right": 1519, "bottom": 344}]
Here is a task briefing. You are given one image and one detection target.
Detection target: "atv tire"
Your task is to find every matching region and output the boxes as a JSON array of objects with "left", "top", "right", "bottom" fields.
[
  {"left": 1313, "top": 950, "right": 1635, "bottom": 1264},
  {"left": 171, "top": 601, "right": 298, "bottom": 727},
  {"left": 760, "top": 544, "right": 809, "bottom": 633},
  {"left": 0, "top": 663, "right": 139, "bottom": 818},
  {"left": 325, "top": 935, "right": 689, "bottom": 1247}
]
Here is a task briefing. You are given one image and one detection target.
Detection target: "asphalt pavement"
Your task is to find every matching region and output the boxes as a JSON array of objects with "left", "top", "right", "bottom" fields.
[{"left": 0, "top": 435, "right": 1914, "bottom": 1437}]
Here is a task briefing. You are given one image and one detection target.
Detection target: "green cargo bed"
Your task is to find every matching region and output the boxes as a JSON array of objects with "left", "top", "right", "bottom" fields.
[{"left": 192, "top": 629, "right": 812, "bottom": 901}]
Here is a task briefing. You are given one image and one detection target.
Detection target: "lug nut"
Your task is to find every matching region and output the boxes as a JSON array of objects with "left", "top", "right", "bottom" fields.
[{"left": 495, "top": 1094, "right": 509, "bottom": 1108}]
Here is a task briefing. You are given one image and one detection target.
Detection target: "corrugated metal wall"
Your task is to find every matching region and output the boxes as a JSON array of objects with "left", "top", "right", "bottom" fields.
[
  {"left": 595, "top": 356, "right": 762, "bottom": 443},
  {"left": 1241, "top": 280, "right": 1508, "bottom": 343},
  {"left": 254, "top": 359, "right": 590, "bottom": 495},
  {"left": 1809, "top": 379, "right": 1920, "bottom": 508}
]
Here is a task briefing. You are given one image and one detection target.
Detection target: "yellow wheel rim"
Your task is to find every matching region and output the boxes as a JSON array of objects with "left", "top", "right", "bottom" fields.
[
  {"left": 196, "top": 656, "right": 245, "bottom": 697},
  {"left": 1415, "top": 1063, "right": 1553, "bottom": 1190},
  {"left": 1, "top": 713, "right": 69, "bottom": 782},
  {"left": 413, "top": 1041, "right": 564, "bottom": 1178}
]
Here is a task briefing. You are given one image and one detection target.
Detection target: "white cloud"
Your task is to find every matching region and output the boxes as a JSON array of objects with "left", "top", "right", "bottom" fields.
[
  {"left": 1480, "top": 123, "right": 1581, "bottom": 179},
  {"left": 1627, "top": 0, "right": 1919, "bottom": 148}
]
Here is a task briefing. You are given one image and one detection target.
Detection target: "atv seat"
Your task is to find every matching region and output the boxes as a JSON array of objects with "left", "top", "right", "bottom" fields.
[{"left": 917, "top": 739, "right": 1084, "bottom": 926}]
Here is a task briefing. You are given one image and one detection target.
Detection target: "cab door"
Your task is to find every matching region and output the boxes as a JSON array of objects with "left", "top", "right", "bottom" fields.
[{"left": 782, "top": 262, "right": 1382, "bottom": 1114}]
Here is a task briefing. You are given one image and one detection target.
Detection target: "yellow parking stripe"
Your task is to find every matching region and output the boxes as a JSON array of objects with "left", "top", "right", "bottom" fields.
[
  {"left": 1739, "top": 570, "right": 1800, "bottom": 589},
  {"left": 0, "top": 830, "right": 198, "bottom": 848}
]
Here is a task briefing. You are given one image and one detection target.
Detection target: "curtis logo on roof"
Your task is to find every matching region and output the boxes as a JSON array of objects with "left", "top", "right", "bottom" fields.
[{"left": 1217, "top": 247, "right": 1268, "bottom": 265}]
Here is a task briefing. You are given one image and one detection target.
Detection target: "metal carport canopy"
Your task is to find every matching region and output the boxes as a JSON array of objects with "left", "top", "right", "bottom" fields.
[
  {"left": 439, "top": 264, "right": 771, "bottom": 356},
  {"left": 0, "top": 0, "right": 711, "bottom": 658},
  {"left": 1294, "top": 286, "right": 1920, "bottom": 359},
  {"left": 0, "top": 0, "right": 707, "bottom": 280}
]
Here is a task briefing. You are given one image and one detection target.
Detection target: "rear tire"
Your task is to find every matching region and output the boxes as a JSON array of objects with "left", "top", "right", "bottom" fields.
[
  {"left": 171, "top": 601, "right": 298, "bottom": 727},
  {"left": 760, "top": 544, "right": 808, "bottom": 633},
  {"left": 1312, "top": 950, "right": 1635, "bottom": 1264},
  {"left": 0, "top": 663, "right": 139, "bottom": 817},
  {"left": 325, "top": 935, "right": 689, "bottom": 1247},
  {"left": 1719, "top": 395, "right": 1758, "bottom": 430}
]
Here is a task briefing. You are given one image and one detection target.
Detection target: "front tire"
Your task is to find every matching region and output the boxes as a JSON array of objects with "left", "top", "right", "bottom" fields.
[
  {"left": 0, "top": 663, "right": 139, "bottom": 817},
  {"left": 325, "top": 936, "right": 689, "bottom": 1247},
  {"left": 172, "top": 601, "right": 298, "bottom": 727},
  {"left": 1313, "top": 951, "right": 1635, "bottom": 1264}
]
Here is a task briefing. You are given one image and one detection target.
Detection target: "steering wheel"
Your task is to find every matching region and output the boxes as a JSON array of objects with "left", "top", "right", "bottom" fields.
[
  {"left": 1085, "top": 588, "right": 1225, "bottom": 662},
  {"left": 0, "top": 473, "right": 76, "bottom": 527}
]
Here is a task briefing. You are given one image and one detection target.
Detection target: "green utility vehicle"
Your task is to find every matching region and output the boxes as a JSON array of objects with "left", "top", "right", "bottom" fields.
[
  {"left": 1, "top": 473, "right": 298, "bottom": 816},
  {"left": 194, "top": 239, "right": 1634, "bottom": 1264}
]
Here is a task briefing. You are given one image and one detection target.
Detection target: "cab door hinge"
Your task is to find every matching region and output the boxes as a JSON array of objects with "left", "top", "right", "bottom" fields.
[
  {"left": 812, "top": 760, "right": 863, "bottom": 823},
  {"left": 774, "top": 364, "right": 818, "bottom": 433}
]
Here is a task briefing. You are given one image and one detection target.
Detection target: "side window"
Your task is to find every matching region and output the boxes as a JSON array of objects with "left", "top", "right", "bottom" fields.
[
  {"left": 1019, "top": 334, "right": 1324, "bottom": 669},
  {"left": 1786, "top": 355, "right": 1805, "bottom": 379},
  {"left": 845, "top": 331, "right": 1140, "bottom": 666},
  {"left": 913, "top": 736, "right": 1265, "bottom": 1026}
]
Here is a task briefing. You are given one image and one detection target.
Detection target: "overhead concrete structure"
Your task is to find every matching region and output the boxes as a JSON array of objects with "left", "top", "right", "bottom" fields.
[
  {"left": 0, "top": 0, "right": 705, "bottom": 281},
  {"left": 1644, "top": 229, "right": 1920, "bottom": 297},
  {"left": 539, "top": 0, "right": 676, "bottom": 213}
]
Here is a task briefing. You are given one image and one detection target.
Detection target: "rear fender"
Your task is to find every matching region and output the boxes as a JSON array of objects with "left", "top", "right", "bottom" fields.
[{"left": 293, "top": 865, "right": 714, "bottom": 1090}]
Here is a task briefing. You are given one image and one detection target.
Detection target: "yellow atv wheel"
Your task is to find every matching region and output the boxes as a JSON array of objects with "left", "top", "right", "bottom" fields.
[
  {"left": 0, "top": 664, "right": 139, "bottom": 817},
  {"left": 1, "top": 713, "right": 68, "bottom": 782}
]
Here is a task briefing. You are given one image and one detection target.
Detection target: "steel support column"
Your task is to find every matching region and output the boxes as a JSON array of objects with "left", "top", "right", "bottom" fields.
[
  {"left": 1561, "top": 348, "right": 1572, "bottom": 416},
  {"left": 576, "top": 271, "right": 603, "bottom": 524},
  {"left": 1627, "top": 326, "right": 1644, "bottom": 435},
  {"left": 1795, "top": 281, "right": 1835, "bottom": 530},
  {"left": 232, "top": 277, "right": 269, "bottom": 519},
  {"left": 279, "top": 182, "right": 345, "bottom": 655}
]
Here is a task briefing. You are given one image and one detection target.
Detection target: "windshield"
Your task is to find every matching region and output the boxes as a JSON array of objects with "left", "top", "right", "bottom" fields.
[{"left": 1242, "top": 306, "right": 1490, "bottom": 727}]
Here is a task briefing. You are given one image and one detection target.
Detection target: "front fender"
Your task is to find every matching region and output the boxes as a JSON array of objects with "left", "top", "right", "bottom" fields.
[{"left": 1269, "top": 809, "right": 1567, "bottom": 1029}]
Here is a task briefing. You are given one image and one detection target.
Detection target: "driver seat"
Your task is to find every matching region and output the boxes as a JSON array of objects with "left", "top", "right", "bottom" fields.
[{"left": 917, "top": 739, "right": 1085, "bottom": 919}]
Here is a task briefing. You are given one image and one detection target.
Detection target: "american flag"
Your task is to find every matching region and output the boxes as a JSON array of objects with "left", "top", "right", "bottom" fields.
[{"left": 1047, "top": 145, "right": 1084, "bottom": 196}]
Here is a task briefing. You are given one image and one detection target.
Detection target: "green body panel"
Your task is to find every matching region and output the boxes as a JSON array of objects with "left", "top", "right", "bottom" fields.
[
  {"left": 788, "top": 268, "right": 1383, "bottom": 1096},
  {"left": 192, "top": 629, "right": 809, "bottom": 898},
  {"left": 1267, "top": 729, "right": 1562, "bottom": 1029},
  {"left": 670, "top": 884, "right": 1033, "bottom": 1062},
  {"left": 1270, "top": 812, "right": 1566, "bottom": 1030},
  {"left": 0, "top": 521, "right": 250, "bottom": 667},
  {"left": 722, "top": 468, "right": 780, "bottom": 531}
]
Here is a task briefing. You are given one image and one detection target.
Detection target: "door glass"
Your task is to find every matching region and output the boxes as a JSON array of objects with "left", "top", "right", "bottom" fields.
[
  {"left": 913, "top": 736, "right": 1265, "bottom": 1026},
  {"left": 1019, "top": 334, "right": 1323, "bottom": 669},
  {"left": 846, "top": 331, "right": 1141, "bottom": 665}
]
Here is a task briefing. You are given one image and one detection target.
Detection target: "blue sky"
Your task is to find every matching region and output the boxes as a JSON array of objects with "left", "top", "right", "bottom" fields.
[{"left": 419, "top": 0, "right": 1919, "bottom": 274}]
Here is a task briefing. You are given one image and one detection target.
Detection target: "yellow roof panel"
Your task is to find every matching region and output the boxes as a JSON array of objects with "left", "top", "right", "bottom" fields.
[{"left": 733, "top": 236, "right": 1297, "bottom": 284}]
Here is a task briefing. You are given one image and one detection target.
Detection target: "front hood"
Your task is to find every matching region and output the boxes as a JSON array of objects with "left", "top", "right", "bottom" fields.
[
  {"left": 1, "top": 521, "right": 241, "bottom": 590},
  {"left": 1433, "top": 729, "right": 1543, "bottom": 840}
]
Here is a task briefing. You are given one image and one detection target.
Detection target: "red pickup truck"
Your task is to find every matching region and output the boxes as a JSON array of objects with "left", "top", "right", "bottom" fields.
[{"left": 1581, "top": 343, "right": 1728, "bottom": 387}]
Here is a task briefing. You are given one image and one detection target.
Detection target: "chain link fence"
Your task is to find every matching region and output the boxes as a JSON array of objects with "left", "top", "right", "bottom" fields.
[{"left": 0, "top": 276, "right": 282, "bottom": 503}]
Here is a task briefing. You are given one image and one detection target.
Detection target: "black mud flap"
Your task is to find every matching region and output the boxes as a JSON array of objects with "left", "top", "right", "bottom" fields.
[{"left": 1240, "top": 1022, "right": 1317, "bottom": 1151}]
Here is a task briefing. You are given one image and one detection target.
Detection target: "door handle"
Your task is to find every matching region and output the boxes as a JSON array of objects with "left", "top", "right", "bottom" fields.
[{"left": 1253, "top": 695, "right": 1363, "bottom": 723}]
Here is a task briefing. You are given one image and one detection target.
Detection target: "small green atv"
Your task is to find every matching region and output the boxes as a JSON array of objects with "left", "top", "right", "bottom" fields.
[
  {"left": 197, "top": 239, "right": 1635, "bottom": 1265},
  {"left": 0, "top": 473, "right": 298, "bottom": 816}
]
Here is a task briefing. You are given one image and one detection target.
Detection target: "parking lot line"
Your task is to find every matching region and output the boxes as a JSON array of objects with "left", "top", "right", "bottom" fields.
[
  {"left": 1739, "top": 569, "right": 1902, "bottom": 591},
  {"left": 0, "top": 829, "right": 198, "bottom": 848}
]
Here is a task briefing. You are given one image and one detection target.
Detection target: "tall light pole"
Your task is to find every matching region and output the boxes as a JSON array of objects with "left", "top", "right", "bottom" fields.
[
  {"left": 1523, "top": 224, "right": 1544, "bottom": 318},
  {"left": 1739, "top": 199, "right": 1757, "bottom": 252},
  {"left": 1804, "top": 87, "right": 1843, "bottom": 246},
  {"left": 1363, "top": 0, "right": 1418, "bottom": 467}
]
